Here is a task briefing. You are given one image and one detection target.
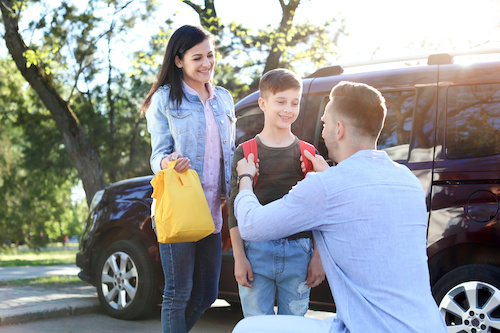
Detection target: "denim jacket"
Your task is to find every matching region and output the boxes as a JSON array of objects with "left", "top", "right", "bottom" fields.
[{"left": 145, "top": 84, "right": 236, "bottom": 196}]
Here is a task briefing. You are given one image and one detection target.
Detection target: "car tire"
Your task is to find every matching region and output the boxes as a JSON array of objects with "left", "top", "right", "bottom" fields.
[
  {"left": 433, "top": 264, "right": 500, "bottom": 332},
  {"left": 95, "top": 240, "right": 159, "bottom": 320}
]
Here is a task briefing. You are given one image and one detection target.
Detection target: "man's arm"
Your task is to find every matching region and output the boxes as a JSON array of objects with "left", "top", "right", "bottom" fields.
[{"left": 235, "top": 154, "right": 326, "bottom": 241}]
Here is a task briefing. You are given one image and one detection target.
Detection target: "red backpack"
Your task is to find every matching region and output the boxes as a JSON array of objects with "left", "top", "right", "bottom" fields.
[{"left": 241, "top": 138, "right": 316, "bottom": 184}]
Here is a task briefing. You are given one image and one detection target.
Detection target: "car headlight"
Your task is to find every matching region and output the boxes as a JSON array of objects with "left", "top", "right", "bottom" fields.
[{"left": 90, "top": 189, "right": 104, "bottom": 212}]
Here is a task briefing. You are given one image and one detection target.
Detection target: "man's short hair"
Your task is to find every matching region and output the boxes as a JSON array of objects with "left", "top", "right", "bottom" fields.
[
  {"left": 329, "top": 81, "right": 387, "bottom": 140},
  {"left": 259, "top": 68, "right": 302, "bottom": 99}
]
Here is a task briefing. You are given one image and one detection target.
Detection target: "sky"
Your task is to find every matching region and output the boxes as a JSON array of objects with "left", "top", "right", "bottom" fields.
[
  {"left": 147, "top": 0, "right": 500, "bottom": 71},
  {"left": 3, "top": 0, "right": 500, "bottom": 75}
]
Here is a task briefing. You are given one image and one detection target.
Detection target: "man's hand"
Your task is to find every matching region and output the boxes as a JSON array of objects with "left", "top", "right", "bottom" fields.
[
  {"left": 301, "top": 150, "right": 329, "bottom": 173},
  {"left": 236, "top": 153, "right": 259, "bottom": 177},
  {"left": 234, "top": 256, "right": 254, "bottom": 288},
  {"left": 306, "top": 249, "right": 325, "bottom": 288}
]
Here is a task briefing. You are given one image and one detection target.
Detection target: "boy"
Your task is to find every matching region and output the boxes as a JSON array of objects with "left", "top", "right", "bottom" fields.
[{"left": 228, "top": 68, "right": 324, "bottom": 317}]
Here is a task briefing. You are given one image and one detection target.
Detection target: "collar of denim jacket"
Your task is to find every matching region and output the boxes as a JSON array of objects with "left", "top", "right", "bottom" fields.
[{"left": 182, "top": 80, "right": 215, "bottom": 102}]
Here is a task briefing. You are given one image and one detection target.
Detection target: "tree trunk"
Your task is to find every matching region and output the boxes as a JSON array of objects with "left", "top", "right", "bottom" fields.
[
  {"left": 1, "top": 0, "right": 106, "bottom": 206},
  {"left": 262, "top": 0, "right": 300, "bottom": 74}
]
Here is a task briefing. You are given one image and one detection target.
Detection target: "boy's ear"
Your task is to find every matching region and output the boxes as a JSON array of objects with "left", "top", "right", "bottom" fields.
[{"left": 258, "top": 97, "right": 266, "bottom": 112}]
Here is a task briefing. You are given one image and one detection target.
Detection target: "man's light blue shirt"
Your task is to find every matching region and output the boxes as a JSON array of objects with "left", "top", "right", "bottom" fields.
[{"left": 235, "top": 150, "right": 447, "bottom": 333}]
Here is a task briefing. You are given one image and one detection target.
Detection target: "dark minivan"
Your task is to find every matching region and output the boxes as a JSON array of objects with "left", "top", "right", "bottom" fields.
[{"left": 77, "top": 52, "right": 500, "bottom": 332}]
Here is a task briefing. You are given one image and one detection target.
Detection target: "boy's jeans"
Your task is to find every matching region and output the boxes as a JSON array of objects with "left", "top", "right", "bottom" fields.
[
  {"left": 158, "top": 232, "right": 221, "bottom": 333},
  {"left": 238, "top": 238, "right": 313, "bottom": 317}
]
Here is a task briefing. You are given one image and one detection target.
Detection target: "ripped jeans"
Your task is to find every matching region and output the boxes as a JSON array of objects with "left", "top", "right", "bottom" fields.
[{"left": 238, "top": 238, "right": 313, "bottom": 317}]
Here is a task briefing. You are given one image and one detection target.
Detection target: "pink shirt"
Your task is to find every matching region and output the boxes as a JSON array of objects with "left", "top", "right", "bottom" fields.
[{"left": 183, "top": 82, "right": 223, "bottom": 233}]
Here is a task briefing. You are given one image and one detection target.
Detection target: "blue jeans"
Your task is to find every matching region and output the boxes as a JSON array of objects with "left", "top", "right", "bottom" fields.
[
  {"left": 233, "top": 314, "right": 340, "bottom": 333},
  {"left": 158, "top": 232, "right": 221, "bottom": 333},
  {"left": 238, "top": 238, "right": 313, "bottom": 317}
]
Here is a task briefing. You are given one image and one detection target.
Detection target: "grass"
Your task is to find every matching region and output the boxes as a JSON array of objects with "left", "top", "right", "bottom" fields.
[
  {"left": 0, "top": 275, "right": 85, "bottom": 288},
  {"left": 0, "top": 244, "right": 85, "bottom": 288},
  {"left": 0, "top": 245, "right": 78, "bottom": 267}
]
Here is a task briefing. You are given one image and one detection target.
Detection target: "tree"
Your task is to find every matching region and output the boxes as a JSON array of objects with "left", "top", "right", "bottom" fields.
[
  {"left": 180, "top": 0, "right": 222, "bottom": 37},
  {"left": 1, "top": 0, "right": 105, "bottom": 205},
  {"left": 0, "top": 0, "right": 156, "bottom": 204},
  {"left": 0, "top": 56, "right": 87, "bottom": 248},
  {"left": 179, "top": 0, "right": 346, "bottom": 97}
]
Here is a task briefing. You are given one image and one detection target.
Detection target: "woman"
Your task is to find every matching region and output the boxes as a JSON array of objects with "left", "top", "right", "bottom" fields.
[{"left": 141, "top": 25, "right": 235, "bottom": 333}]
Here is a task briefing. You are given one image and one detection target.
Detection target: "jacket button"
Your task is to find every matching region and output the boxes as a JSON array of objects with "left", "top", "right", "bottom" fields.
[
  {"left": 221, "top": 120, "right": 224, "bottom": 124},
  {"left": 223, "top": 140, "right": 227, "bottom": 144}
]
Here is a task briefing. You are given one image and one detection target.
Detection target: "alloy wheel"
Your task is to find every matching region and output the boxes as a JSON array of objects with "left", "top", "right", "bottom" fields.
[
  {"left": 439, "top": 281, "right": 500, "bottom": 332},
  {"left": 100, "top": 251, "right": 138, "bottom": 310}
]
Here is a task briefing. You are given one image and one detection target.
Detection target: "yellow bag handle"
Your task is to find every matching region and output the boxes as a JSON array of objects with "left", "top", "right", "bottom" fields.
[{"left": 168, "top": 160, "right": 192, "bottom": 187}]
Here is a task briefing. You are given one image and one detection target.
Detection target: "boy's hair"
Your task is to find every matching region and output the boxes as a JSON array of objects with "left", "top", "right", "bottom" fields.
[
  {"left": 259, "top": 68, "right": 302, "bottom": 99},
  {"left": 329, "top": 81, "right": 387, "bottom": 141}
]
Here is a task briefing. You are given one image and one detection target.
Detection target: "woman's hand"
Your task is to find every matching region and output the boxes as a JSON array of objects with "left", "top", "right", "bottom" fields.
[{"left": 161, "top": 152, "right": 191, "bottom": 173}]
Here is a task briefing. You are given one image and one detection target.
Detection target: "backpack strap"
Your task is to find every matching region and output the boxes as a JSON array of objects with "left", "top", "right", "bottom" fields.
[
  {"left": 241, "top": 138, "right": 259, "bottom": 184},
  {"left": 299, "top": 140, "right": 316, "bottom": 176}
]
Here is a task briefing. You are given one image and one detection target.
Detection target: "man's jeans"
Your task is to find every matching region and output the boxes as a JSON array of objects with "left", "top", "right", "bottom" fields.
[
  {"left": 233, "top": 314, "right": 339, "bottom": 333},
  {"left": 238, "top": 238, "right": 313, "bottom": 317},
  {"left": 158, "top": 232, "right": 221, "bottom": 333}
]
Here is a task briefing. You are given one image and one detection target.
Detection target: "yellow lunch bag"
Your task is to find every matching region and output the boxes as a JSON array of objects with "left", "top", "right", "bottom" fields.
[{"left": 150, "top": 161, "right": 215, "bottom": 243}]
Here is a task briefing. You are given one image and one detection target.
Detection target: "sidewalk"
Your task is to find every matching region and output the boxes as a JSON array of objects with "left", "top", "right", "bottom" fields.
[{"left": 0, "top": 265, "right": 101, "bottom": 326}]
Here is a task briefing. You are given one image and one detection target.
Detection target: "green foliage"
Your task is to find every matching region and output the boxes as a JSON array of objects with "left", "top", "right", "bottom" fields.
[
  {"left": 14, "top": 0, "right": 157, "bottom": 184},
  {"left": 225, "top": 17, "right": 346, "bottom": 84},
  {"left": 0, "top": 57, "right": 88, "bottom": 249}
]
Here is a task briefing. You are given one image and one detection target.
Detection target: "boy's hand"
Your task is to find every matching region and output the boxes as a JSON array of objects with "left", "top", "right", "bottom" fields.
[
  {"left": 302, "top": 150, "right": 329, "bottom": 173},
  {"left": 236, "top": 153, "right": 259, "bottom": 177},
  {"left": 306, "top": 250, "right": 325, "bottom": 288},
  {"left": 234, "top": 256, "right": 254, "bottom": 288}
]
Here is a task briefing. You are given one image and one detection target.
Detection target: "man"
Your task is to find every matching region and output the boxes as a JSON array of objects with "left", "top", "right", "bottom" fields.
[{"left": 232, "top": 81, "right": 447, "bottom": 332}]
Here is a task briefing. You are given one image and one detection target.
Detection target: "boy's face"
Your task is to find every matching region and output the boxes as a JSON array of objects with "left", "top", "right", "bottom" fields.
[{"left": 258, "top": 88, "right": 302, "bottom": 130}]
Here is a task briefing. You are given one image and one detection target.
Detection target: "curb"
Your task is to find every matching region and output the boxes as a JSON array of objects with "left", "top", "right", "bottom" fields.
[
  {"left": 0, "top": 286, "right": 101, "bottom": 327},
  {"left": 0, "top": 299, "right": 100, "bottom": 326}
]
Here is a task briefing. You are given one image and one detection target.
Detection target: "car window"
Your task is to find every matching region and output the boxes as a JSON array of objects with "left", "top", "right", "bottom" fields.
[
  {"left": 236, "top": 107, "right": 264, "bottom": 146},
  {"left": 445, "top": 83, "right": 500, "bottom": 159},
  {"left": 378, "top": 90, "right": 416, "bottom": 162}
]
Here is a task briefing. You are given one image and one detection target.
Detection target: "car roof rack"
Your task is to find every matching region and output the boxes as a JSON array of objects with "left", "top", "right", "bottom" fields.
[
  {"left": 307, "top": 48, "right": 500, "bottom": 78},
  {"left": 306, "top": 65, "right": 344, "bottom": 78}
]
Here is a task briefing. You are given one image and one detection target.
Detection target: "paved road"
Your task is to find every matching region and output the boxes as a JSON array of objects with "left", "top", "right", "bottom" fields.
[
  {"left": 0, "top": 264, "right": 80, "bottom": 281},
  {"left": 0, "top": 307, "right": 239, "bottom": 332},
  {"left": 0, "top": 265, "right": 335, "bottom": 331},
  {"left": 0, "top": 304, "right": 335, "bottom": 333}
]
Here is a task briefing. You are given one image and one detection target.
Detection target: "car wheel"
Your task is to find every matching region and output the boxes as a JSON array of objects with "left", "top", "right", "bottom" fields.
[
  {"left": 95, "top": 240, "right": 159, "bottom": 320},
  {"left": 433, "top": 264, "right": 500, "bottom": 332}
]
